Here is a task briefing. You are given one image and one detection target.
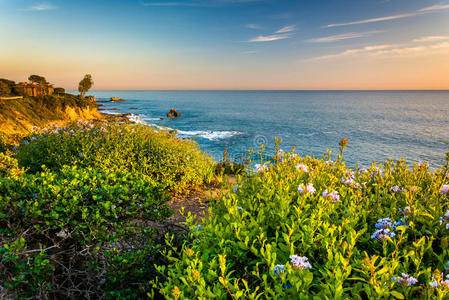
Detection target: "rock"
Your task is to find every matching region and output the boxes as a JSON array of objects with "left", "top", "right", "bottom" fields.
[
  {"left": 110, "top": 97, "right": 125, "bottom": 102},
  {"left": 167, "top": 108, "right": 181, "bottom": 118}
]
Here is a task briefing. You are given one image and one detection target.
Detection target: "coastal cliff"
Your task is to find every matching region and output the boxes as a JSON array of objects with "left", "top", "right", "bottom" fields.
[{"left": 0, "top": 94, "right": 102, "bottom": 140}]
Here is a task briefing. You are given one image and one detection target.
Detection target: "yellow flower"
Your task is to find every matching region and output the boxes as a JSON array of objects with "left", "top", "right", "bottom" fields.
[
  {"left": 192, "top": 268, "right": 201, "bottom": 282},
  {"left": 172, "top": 286, "right": 181, "bottom": 300},
  {"left": 186, "top": 248, "right": 194, "bottom": 257}
]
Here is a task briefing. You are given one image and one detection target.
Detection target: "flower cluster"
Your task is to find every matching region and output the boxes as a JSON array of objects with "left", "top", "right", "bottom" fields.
[
  {"left": 371, "top": 218, "right": 395, "bottom": 241},
  {"left": 429, "top": 273, "right": 449, "bottom": 288},
  {"left": 439, "top": 210, "right": 449, "bottom": 229},
  {"left": 298, "top": 183, "right": 316, "bottom": 195},
  {"left": 341, "top": 171, "right": 361, "bottom": 189},
  {"left": 296, "top": 163, "right": 309, "bottom": 173},
  {"left": 273, "top": 264, "right": 285, "bottom": 276},
  {"left": 391, "top": 185, "right": 403, "bottom": 193},
  {"left": 290, "top": 255, "right": 312, "bottom": 270},
  {"left": 441, "top": 185, "right": 449, "bottom": 195},
  {"left": 392, "top": 273, "right": 418, "bottom": 286},
  {"left": 254, "top": 164, "right": 267, "bottom": 173},
  {"left": 322, "top": 189, "right": 340, "bottom": 203}
]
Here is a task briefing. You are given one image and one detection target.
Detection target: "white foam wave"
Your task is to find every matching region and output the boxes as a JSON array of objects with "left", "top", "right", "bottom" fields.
[
  {"left": 99, "top": 110, "right": 121, "bottom": 115},
  {"left": 177, "top": 130, "right": 243, "bottom": 141}
]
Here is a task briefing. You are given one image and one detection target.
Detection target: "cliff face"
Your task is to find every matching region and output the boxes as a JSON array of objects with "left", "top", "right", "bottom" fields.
[{"left": 0, "top": 94, "right": 102, "bottom": 140}]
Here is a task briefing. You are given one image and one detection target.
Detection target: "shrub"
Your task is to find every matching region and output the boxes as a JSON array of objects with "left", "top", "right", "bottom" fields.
[
  {"left": 0, "top": 81, "right": 11, "bottom": 96},
  {"left": 152, "top": 150, "right": 449, "bottom": 299},
  {"left": 53, "top": 87, "right": 65, "bottom": 95},
  {"left": 0, "top": 166, "right": 172, "bottom": 298},
  {"left": 0, "top": 152, "right": 24, "bottom": 178},
  {"left": 15, "top": 121, "right": 214, "bottom": 193}
]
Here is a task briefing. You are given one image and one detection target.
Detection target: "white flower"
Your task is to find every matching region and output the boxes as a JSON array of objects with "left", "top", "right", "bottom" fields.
[{"left": 296, "top": 164, "right": 309, "bottom": 173}]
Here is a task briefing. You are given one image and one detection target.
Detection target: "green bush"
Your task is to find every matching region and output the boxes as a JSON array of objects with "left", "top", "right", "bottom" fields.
[
  {"left": 0, "top": 152, "right": 24, "bottom": 178},
  {"left": 15, "top": 121, "right": 214, "bottom": 193},
  {"left": 152, "top": 150, "right": 449, "bottom": 299},
  {"left": 0, "top": 165, "right": 172, "bottom": 298}
]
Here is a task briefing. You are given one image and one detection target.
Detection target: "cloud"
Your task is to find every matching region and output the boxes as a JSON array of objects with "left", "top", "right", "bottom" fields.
[
  {"left": 142, "top": 0, "right": 263, "bottom": 6},
  {"left": 27, "top": 2, "right": 57, "bottom": 11},
  {"left": 241, "top": 50, "right": 257, "bottom": 54},
  {"left": 248, "top": 33, "right": 292, "bottom": 42},
  {"left": 246, "top": 24, "right": 260, "bottom": 29},
  {"left": 413, "top": 36, "right": 449, "bottom": 42},
  {"left": 306, "top": 40, "right": 449, "bottom": 61},
  {"left": 306, "top": 44, "right": 395, "bottom": 61},
  {"left": 419, "top": 4, "right": 449, "bottom": 11},
  {"left": 275, "top": 25, "right": 296, "bottom": 33},
  {"left": 323, "top": 3, "right": 449, "bottom": 28},
  {"left": 307, "top": 31, "right": 383, "bottom": 43}
]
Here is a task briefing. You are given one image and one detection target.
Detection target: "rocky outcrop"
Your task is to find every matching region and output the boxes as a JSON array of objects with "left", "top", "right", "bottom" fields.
[
  {"left": 110, "top": 97, "right": 125, "bottom": 102},
  {"left": 167, "top": 109, "right": 181, "bottom": 118}
]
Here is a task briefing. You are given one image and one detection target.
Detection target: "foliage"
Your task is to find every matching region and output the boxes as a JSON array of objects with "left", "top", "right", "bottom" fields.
[
  {"left": 15, "top": 121, "right": 214, "bottom": 193},
  {"left": 0, "top": 152, "right": 24, "bottom": 178},
  {"left": 0, "top": 81, "right": 11, "bottom": 96},
  {"left": 28, "top": 75, "right": 48, "bottom": 85},
  {"left": 53, "top": 87, "right": 65, "bottom": 94},
  {"left": 215, "top": 148, "right": 249, "bottom": 176},
  {"left": 0, "top": 166, "right": 172, "bottom": 299},
  {"left": 78, "top": 74, "right": 94, "bottom": 98},
  {"left": 152, "top": 148, "right": 449, "bottom": 299}
]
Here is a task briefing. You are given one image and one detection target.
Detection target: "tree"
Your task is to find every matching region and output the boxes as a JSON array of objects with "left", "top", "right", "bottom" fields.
[
  {"left": 28, "top": 75, "right": 47, "bottom": 85},
  {"left": 0, "top": 81, "right": 11, "bottom": 96},
  {"left": 54, "top": 87, "right": 65, "bottom": 95},
  {"left": 78, "top": 74, "right": 93, "bottom": 98}
]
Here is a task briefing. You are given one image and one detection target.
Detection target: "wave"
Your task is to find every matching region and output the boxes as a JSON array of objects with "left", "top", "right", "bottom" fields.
[
  {"left": 177, "top": 130, "right": 243, "bottom": 141},
  {"left": 99, "top": 110, "right": 121, "bottom": 115},
  {"left": 126, "top": 113, "right": 242, "bottom": 140}
]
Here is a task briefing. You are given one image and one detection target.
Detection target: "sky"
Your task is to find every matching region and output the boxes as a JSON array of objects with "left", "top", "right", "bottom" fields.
[{"left": 1, "top": 0, "right": 449, "bottom": 90}]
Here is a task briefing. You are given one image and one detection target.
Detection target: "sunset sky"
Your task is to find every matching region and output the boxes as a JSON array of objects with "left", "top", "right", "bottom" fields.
[{"left": 1, "top": 0, "right": 449, "bottom": 90}]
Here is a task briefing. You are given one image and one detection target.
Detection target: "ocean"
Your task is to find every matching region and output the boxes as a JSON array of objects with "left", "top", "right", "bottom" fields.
[{"left": 86, "top": 90, "right": 449, "bottom": 169}]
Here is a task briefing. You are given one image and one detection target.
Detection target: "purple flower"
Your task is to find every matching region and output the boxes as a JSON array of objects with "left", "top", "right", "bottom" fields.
[
  {"left": 323, "top": 189, "right": 340, "bottom": 203},
  {"left": 298, "top": 183, "right": 315, "bottom": 195},
  {"left": 391, "top": 185, "right": 402, "bottom": 193},
  {"left": 296, "top": 163, "right": 309, "bottom": 172},
  {"left": 289, "top": 255, "right": 312, "bottom": 270},
  {"left": 393, "top": 273, "right": 418, "bottom": 286},
  {"left": 273, "top": 264, "right": 285, "bottom": 276},
  {"left": 440, "top": 185, "right": 449, "bottom": 195}
]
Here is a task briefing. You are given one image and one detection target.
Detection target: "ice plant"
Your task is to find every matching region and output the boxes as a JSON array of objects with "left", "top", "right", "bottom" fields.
[
  {"left": 298, "top": 183, "right": 316, "bottom": 195},
  {"left": 289, "top": 255, "right": 312, "bottom": 270}
]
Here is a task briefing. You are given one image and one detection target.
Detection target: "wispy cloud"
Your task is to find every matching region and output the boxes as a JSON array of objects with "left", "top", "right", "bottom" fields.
[
  {"left": 323, "top": 3, "right": 449, "bottom": 28},
  {"left": 142, "top": 0, "right": 263, "bottom": 6},
  {"left": 306, "top": 40, "right": 449, "bottom": 61},
  {"left": 419, "top": 4, "right": 449, "bottom": 11},
  {"left": 246, "top": 24, "right": 260, "bottom": 29},
  {"left": 241, "top": 50, "right": 257, "bottom": 54},
  {"left": 307, "top": 30, "right": 383, "bottom": 43},
  {"left": 307, "top": 44, "right": 394, "bottom": 61},
  {"left": 275, "top": 25, "right": 296, "bottom": 33},
  {"left": 27, "top": 2, "right": 57, "bottom": 11},
  {"left": 248, "top": 34, "right": 292, "bottom": 42},
  {"left": 413, "top": 36, "right": 449, "bottom": 42}
]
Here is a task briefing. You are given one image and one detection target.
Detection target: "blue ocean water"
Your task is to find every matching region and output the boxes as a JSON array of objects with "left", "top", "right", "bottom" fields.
[{"left": 87, "top": 90, "right": 449, "bottom": 168}]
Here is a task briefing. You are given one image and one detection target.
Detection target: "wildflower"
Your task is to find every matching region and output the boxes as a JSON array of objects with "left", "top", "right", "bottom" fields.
[
  {"left": 325, "top": 160, "right": 334, "bottom": 166},
  {"left": 79, "top": 152, "right": 85, "bottom": 158},
  {"left": 273, "top": 264, "right": 285, "bottom": 276},
  {"left": 296, "top": 164, "right": 308, "bottom": 173},
  {"left": 375, "top": 218, "right": 393, "bottom": 229},
  {"left": 193, "top": 224, "right": 203, "bottom": 232},
  {"left": 441, "top": 185, "right": 449, "bottom": 195},
  {"left": 393, "top": 273, "right": 418, "bottom": 286},
  {"left": 31, "top": 137, "right": 37, "bottom": 141},
  {"left": 185, "top": 248, "right": 194, "bottom": 257},
  {"left": 323, "top": 189, "right": 340, "bottom": 203},
  {"left": 429, "top": 273, "right": 449, "bottom": 288},
  {"left": 358, "top": 168, "right": 368, "bottom": 174},
  {"left": 371, "top": 228, "right": 396, "bottom": 241},
  {"left": 298, "top": 183, "right": 315, "bottom": 195},
  {"left": 254, "top": 164, "right": 267, "bottom": 173},
  {"left": 391, "top": 185, "right": 402, "bottom": 193},
  {"left": 290, "top": 255, "right": 312, "bottom": 270},
  {"left": 237, "top": 206, "right": 243, "bottom": 212}
]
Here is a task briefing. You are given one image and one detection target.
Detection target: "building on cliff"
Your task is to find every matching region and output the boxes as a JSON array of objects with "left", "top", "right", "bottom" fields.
[{"left": 13, "top": 82, "right": 54, "bottom": 97}]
